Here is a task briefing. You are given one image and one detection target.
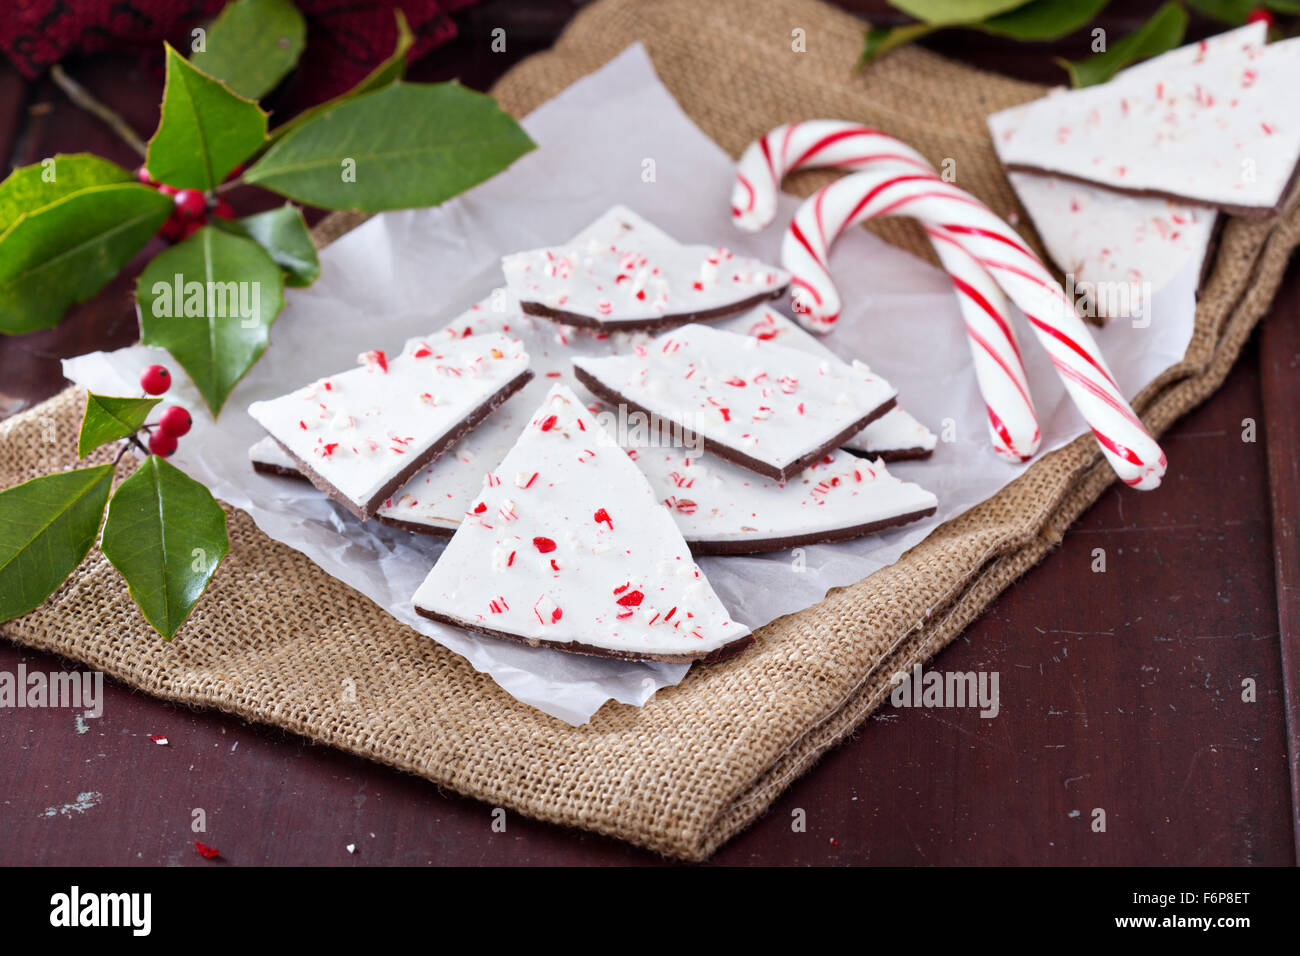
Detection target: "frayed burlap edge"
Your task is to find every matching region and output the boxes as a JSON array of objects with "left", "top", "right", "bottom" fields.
[{"left": 3, "top": 0, "right": 1297, "bottom": 862}]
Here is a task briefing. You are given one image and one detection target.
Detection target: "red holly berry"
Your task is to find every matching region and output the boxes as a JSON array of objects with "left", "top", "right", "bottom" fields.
[
  {"left": 148, "top": 430, "right": 178, "bottom": 457},
  {"left": 212, "top": 198, "right": 236, "bottom": 220},
  {"left": 135, "top": 165, "right": 155, "bottom": 185},
  {"left": 1246, "top": 8, "right": 1275, "bottom": 28},
  {"left": 173, "top": 189, "right": 207, "bottom": 219},
  {"left": 140, "top": 364, "right": 172, "bottom": 395},
  {"left": 159, "top": 217, "right": 185, "bottom": 241},
  {"left": 181, "top": 219, "right": 204, "bottom": 239},
  {"left": 158, "top": 406, "right": 192, "bottom": 438}
]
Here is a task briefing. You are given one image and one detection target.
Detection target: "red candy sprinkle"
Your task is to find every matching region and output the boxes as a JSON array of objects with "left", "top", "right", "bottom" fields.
[
  {"left": 194, "top": 841, "right": 221, "bottom": 860},
  {"left": 593, "top": 508, "right": 613, "bottom": 529},
  {"left": 533, "top": 536, "right": 557, "bottom": 553},
  {"left": 616, "top": 590, "right": 644, "bottom": 608},
  {"left": 539, "top": 414, "right": 558, "bottom": 431},
  {"left": 473, "top": 502, "right": 487, "bottom": 514}
]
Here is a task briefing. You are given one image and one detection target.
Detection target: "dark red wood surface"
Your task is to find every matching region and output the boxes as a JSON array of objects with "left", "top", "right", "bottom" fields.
[{"left": 0, "top": 0, "right": 1296, "bottom": 865}]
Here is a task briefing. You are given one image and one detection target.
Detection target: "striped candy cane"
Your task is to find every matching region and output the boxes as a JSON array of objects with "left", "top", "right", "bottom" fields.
[
  {"left": 732, "top": 121, "right": 1039, "bottom": 461},
  {"left": 731, "top": 120, "right": 933, "bottom": 234},
  {"left": 783, "top": 167, "right": 1166, "bottom": 489}
]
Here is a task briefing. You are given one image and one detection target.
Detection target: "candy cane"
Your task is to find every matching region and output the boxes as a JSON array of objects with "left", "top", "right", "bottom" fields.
[
  {"left": 784, "top": 166, "right": 1166, "bottom": 489},
  {"left": 732, "top": 121, "right": 1039, "bottom": 461},
  {"left": 731, "top": 120, "right": 933, "bottom": 234}
]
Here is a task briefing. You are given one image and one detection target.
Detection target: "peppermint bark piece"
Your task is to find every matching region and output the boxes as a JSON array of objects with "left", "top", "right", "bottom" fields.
[
  {"left": 637, "top": 448, "right": 936, "bottom": 555},
  {"left": 1003, "top": 172, "right": 1218, "bottom": 322},
  {"left": 411, "top": 384, "right": 752, "bottom": 662},
  {"left": 247, "top": 332, "right": 532, "bottom": 520},
  {"left": 502, "top": 205, "right": 789, "bottom": 332},
  {"left": 988, "top": 25, "right": 1300, "bottom": 216},
  {"left": 574, "top": 323, "right": 897, "bottom": 482},
  {"left": 717, "top": 307, "right": 937, "bottom": 459}
]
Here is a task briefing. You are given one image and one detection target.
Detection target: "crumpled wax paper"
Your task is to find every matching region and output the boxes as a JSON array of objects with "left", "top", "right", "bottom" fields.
[{"left": 62, "top": 44, "right": 1195, "bottom": 724}]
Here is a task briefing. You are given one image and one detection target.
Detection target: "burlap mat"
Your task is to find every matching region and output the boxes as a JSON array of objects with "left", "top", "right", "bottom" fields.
[{"left": 3, "top": 0, "right": 1298, "bottom": 860}]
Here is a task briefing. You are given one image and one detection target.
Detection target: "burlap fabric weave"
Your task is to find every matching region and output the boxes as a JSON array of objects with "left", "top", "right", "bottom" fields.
[{"left": 3, "top": 0, "right": 1298, "bottom": 860}]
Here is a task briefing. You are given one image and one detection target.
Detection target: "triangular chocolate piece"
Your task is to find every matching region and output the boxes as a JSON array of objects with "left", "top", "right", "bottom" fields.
[
  {"left": 411, "top": 384, "right": 752, "bottom": 662},
  {"left": 988, "top": 24, "right": 1298, "bottom": 216},
  {"left": 502, "top": 206, "right": 788, "bottom": 332}
]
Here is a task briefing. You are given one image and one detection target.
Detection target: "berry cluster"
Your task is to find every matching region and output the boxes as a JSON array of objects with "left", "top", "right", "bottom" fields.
[
  {"left": 136, "top": 167, "right": 236, "bottom": 242},
  {"left": 139, "top": 364, "right": 192, "bottom": 457}
]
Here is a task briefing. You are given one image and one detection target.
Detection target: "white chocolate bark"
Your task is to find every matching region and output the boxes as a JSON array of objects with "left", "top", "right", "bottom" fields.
[
  {"left": 988, "top": 24, "right": 1298, "bottom": 213},
  {"left": 715, "top": 307, "right": 936, "bottom": 456},
  {"left": 502, "top": 205, "right": 789, "bottom": 328},
  {"left": 247, "top": 332, "right": 529, "bottom": 517},
  {"left": 411, "top": 384, "right": 751, "bottom": 661},
  {"left": 572, "top": 323, "right": 897, "bottom": 479}
]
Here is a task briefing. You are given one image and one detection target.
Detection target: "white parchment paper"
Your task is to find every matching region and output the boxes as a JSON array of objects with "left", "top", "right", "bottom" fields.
[{"left": 62, "top": 44, "right": 1195, "bottom": 724}]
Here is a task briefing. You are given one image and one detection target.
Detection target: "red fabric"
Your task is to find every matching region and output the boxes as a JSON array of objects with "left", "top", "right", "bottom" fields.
[{"left": 1, "top": 1, "right": 480, "bottom": 100}]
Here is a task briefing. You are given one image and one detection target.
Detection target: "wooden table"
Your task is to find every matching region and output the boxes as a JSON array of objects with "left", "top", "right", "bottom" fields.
[{"left": 1, "top": 0, "right": 1296, "bottom": 865}]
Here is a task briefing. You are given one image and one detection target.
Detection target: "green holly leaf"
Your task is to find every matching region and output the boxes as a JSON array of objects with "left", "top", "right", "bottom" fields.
[
  {"left": 78, "top": 394, "right": 161, "bottom": 458},
  {"left": 137, "top": 224, "right": 286, "bottom": 416},
  {"left": 190, "top": 0, "right": 307, "bottom": 101},
  {"left": 100, "top": 456, "right": 229, "bottom": 639},
  {"left": 0, "top": 153, "right": 132, "bottom": 236},
  {"left": 1264, "top": 1, "right": 1300, "bottom": 13},
  {"left": 243, "top": 82, "right": 536, "bottom": 212},
  {"left": 1057, "top": 1, "right": 1188, "bottom": 87},
  {"left": 146, "top": 44, "right": 268, "bottom": 191},
  {"left": 0, "top": 465, "right": 114, "bottom": 622},
  {"left": 858, "top": 22, "right": 937, "bottom": 67},
  {"left": 265, "top": 9, "right": 414, "bottom": 146},
  {"left": 1184, "top": 0, "right": 1254, "bottom": 22},
  {"left": 889, "top": 0, "right": 1032, "bottom": 25},
  {"left": 0, "top": 183, "right": 173, "bottom": 335},
  {"left": 213, "top": 204, "right": 320, "bottom": 287},
  {"left": 982, "top": 0, "right": 1111, "bottom": 41}
]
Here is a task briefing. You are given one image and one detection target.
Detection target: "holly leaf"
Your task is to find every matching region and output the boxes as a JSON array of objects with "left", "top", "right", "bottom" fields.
[
  {"left": 1056, "top": 2, "right": 1188, "bottom": 87},
  {"left": 78, "top": 394, "right": 161, "bottom": 458},
  {"left": 146, "top": 44, "right": 268, "bottom": 191},
  {"left": 0, "top": 183, "right": 173, "bottom": 335},
  {"left": 137, "top": 225, "right": 286, "bottom": 416},
  {"left": 1184, "top": 0, "right": 1254, "bottom": 22},
  {"left": 0, "top": 465, "right": 114, "bottom": 622},
  {"left": 858, "top": 22, "right": 937, "bottom": 67},
  {"left": 889, "top": 0, "right": 1032, "bottom": 25},
  {"left": 0, "top": 153, "right": 131, "bottom": 236},
  {"left": 100, "top": 456, "right": 229, "bottom": 639},
  {"left": 265, "top": 9, "right": 414, "bottom": 146},
  {"left": 213, "top": 204, "right": 319, "bottom": 287},
  {"left": 243, "top": 82, "right": 536, "bottom": 212},
  {"left": 190, "top": 0, "right": 307, "bottom": 100},
  {"left": 982, "top": 0, "right": 1111, "bottom": 41}
]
